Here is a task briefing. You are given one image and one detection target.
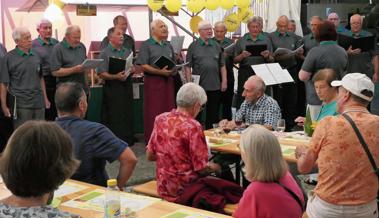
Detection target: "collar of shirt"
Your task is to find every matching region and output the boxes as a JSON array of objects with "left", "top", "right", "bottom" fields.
[
  {"left": 213, "top": 37, "right": 232, "bottom": 45},
  {"left": 56, "top": 115, "right": 81, "bottom": 122},
  {"left": 320, "top": 40, "right": 337, "bottom": 45},
  {"left": 148, "top": 37, "right": 168, "bottom": 46},
  {"left": 275, "top": 31, "right": 290, "bottom": 37},
  {"left": 308, "top": 33, "right": 315, "bottom": 39},
  {"left": 108, "top": 43, "right": 126, "bottom": 54},
  {"left": 246, "top": 94, "right": 267, "bottom": 108},
  {"left": 347, "top": 30, "right": 367, "bottom": 37},
  {"left": 244, "top": 33, "right": 264, "bottom": 42},
  {"left": 37, "top": 36, "right": 55, "bottom": 46},
  {"left": 198, "top": 37, "right": 216, "bottom": 46},
  {"left": 337, "top": 25, "right": 346, "bottom": 33},
  {"left": 62, "top": 38, "right": 80, "bottom": 50},
  {"left": 15, "top": 46, "right": 33, "bottom": 57}
]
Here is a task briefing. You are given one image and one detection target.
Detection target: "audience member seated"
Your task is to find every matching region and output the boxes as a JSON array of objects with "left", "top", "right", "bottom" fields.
[
  {"left": 55, "top": 82, "right": 137, "bottom": 190},
  {"left": 295, "top": 68, "right": 338, "bottom": 126},
  {"left": 0, "top": 120, "right": 80, "bottom": 217},
  {"left": 296, "top": 73, "right": 379, "bottom": 218},
  {"left": 234, "top": 125, "right": 305, "bottom": 218},
  {"left": 147, "top": 83, "right": 243, "bottom": 213},
  {"left": 219, "top": 75, "right": 281, "bottom": 130}
]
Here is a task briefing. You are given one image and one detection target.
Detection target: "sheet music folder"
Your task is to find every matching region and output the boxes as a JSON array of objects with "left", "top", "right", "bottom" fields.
[
  {"left": 154, "top": 56, "right": 176, "bottom": 70},
  {"left": 246, "top": 44, "right": 267, "bottom": 56},
  {"left": 109, "top": 57, "right": 126, "bottom": 74},
  {"left": 337, "top": 34, "right": 375, "bottom": 52},
  {"left": 251, "top": 63, "right": 294, "bottom": 86}
]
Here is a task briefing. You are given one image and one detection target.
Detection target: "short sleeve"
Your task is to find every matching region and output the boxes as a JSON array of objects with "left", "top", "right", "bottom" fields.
[
  {"left": 186, "top": 43, "right": 194, "bottom": 68},
  {"left": 92, "top": 124, "right": 127, "bottom": 163},
  {"left": 50, "top": 45, "right": 63, "bottom": 72},
  {"left": 188, "top": 124, "right": 208, "bottom": 172},
  {"left": 234, "top": 39, "right": 244, "bottom": 57},
  {"left": 135, "top": 41, "right": 150, "bottom": 65},
  {"left": 219, "top": 46, "right": 226, "bottom": 67},
  {"left": 301, "top": 49, "right": 317, "bottom": 73}
]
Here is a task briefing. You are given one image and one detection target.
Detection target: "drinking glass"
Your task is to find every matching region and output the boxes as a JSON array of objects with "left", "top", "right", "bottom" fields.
[{"left": 276, "top": 119, "right": 286, "bottom": 132}]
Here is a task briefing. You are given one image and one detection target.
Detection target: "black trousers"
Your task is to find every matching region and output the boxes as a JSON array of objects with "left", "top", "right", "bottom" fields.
[
  {"left": 44, "top": 75, "right": 57, "bottom": 121},
  {"left": 198, "top": 90, "right": 221, "bottom": 129},
  {"left": 221, "top": 84, "right": 234, "bottom": 120}
]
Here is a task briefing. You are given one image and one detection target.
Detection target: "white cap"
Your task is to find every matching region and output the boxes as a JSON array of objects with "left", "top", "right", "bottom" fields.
[{"left": 331, "top": 73, "right": 375, "bottom": 101}]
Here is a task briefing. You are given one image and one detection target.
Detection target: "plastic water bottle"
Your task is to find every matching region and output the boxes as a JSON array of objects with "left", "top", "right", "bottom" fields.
[{"left": 104, "top": 179, "right": 121, "bottom": 218}]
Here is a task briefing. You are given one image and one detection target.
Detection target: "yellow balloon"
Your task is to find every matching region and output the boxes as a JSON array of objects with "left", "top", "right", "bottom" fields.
[
  {"left": 238, "top": 8, "right": 254, "bottom": 23},
  {"left": 236, "top": 0, "right": 249, "bottom": 8},
  {"left": 165, "top": 0, "right": 182, "bottom": 12},
  {"left": 220, "top": 0, "right": 234, "bottom": 10},
  {"left": 187, "top": 0, "right": 205, "bottom": 13},
  {"left": 205, "top": 0, "right": 219, "bottom": 10},
  {"left": 190, "top": 15, "right": 203, "bottom": 33},
  {"left": 147, "top": 0, "right": 164, "bottom": 11},
  {"left": 224, "top": 13, "right": 240, "bottom": 32}
]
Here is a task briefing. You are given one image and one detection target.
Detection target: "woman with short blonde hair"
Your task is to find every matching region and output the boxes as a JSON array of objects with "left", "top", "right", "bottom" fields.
[{"left": 234, "top": 125, "right": 304, "bottom": 218}]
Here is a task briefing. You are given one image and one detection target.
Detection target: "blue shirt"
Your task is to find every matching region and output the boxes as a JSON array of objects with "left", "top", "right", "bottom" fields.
[
  {"left": 316, "top": 101, "right": 338, "bottom": 121},
  {"left": 235, "top": 94, "right": 281, "bottom": 129},
  {"left": 56, "top": 115, "right": 127, "bottom": 187}
]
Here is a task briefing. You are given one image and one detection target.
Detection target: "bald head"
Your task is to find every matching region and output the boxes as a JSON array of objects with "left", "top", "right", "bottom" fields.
[
  {"left": 243, "top": 76, "right": 266, "bottom": 104},
  {"left": 350, "top": 14, "right": 362, "bottom": 34},
  {"left": 276, "top": 15, "right": 289, "bottom": 34}
]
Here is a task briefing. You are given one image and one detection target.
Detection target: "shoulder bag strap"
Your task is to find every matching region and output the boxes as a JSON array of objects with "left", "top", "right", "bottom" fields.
[
  {"left": 342, "top": 113, "right": 379, "bottom": 177},
  {"left": 277, "top": 182, "right": 304, "bottom": 212}
]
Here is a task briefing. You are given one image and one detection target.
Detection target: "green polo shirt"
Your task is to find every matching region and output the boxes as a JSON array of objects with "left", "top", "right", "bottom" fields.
[
  {"left": 96, "top": 43, "right": 132, "bottom": 75},
  {"left": 135, "top": 37, "right": 175, "bottom": 73},
  {"left": 186, "top": 38, "right": 225, "bottom": 91},
  {"left": 302, "top": 33, "right": 319, "bottom": 56},
  {"left": 269, "top": 31, "right": 302, "bottom": 69},
  {"left": 50, "top": 38, "right": 87, "bottom": 91},
  {"left": 32, "top": 36, "right": 59, "bottom": 76},
  {"left": 301, "top": 41, "right": 348, "bottom": 105},
  {"left": 0, "top": 47, "right": 44, "bottom": 109},
  {"left": 234, "top": 33, "right": 272, "bottom": 68}
]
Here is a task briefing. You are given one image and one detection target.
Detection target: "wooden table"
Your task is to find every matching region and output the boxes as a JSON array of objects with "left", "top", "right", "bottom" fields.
[
  {"left": 204, "top": 130, "right": 309, "bottom": 163},
  {"left": 0, "top": 178, "right": 230, "bottom": 218},
  {"left": 205, "top": 130, "right": 310, "bottom": 185}
]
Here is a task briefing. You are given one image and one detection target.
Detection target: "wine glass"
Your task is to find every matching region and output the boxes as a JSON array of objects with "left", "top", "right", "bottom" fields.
[
  {"left": 235, "top": 120, "right": 243, "bottom": 133},
  {"left": 276, "top": 119, "right": 286, "bottom": 132}
]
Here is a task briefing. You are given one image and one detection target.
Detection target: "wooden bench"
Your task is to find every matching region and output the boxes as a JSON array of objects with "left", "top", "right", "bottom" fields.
[{"left": 132, "top": 180, "right": 237, "bottom": 215}]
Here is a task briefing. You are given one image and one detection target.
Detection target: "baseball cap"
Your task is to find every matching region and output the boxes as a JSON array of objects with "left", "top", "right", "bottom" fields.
[{"left": 331, "top": 73, "right": 374, "bottom": 101}]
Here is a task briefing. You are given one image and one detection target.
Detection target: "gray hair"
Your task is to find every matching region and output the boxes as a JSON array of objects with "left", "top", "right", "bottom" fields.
[
  {"left": 240, "top": 125, "right": 288, "bottom": 182},
  {"left": 150, "top": 19, "right": 164, "bottom": 32},
  {"left": 310, "top": 16, "right": 323, "bottom": 22},
  {"left": 36, "top": 18, "right": 52, "bottom": 30},
  {"left": 213, "top": 21, "right": 227, "bottom": 30},
  {"left": 198, "top": 20, "right": 212, "bottom": 30},
  {"left": 247, "top": 16, "right": 261, "bottom": 27},
  {"left": 65, "top": 25, "right": 80, "bottom": 36},
  {"left": 12, "top": 27, "right": 29, "bottom": 42},
  {"left": 176, "top": 83, "right": 207, "bottom": 108}
]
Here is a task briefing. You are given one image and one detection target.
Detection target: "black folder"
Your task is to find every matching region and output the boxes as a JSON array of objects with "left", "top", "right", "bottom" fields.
[
  {"left": 246, "top": 44, "right": 268, "bottom": 56},
  {"left": 108, "top": 57, "right": 126, "bottom": 74},
  {"left": 337, "top": 34, "right": 375, "bottom": 52},
  {"left": 6, "top": 92, "right": 16, "bottom": 119},
  {"left": 153, "top": 55, "right": 176, "bottom": 70}
]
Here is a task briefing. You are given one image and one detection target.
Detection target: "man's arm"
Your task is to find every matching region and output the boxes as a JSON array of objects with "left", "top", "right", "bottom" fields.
[
  {"left": 117, "top": 147, "right": 137, "bottom": 190},
  {"left": 296, "top": 145, "right": 317, "bottom": 174},
  {"left": 40, "top": 78, "right": 50, "bottom": 109},
  {"left": 299, "top": 69, "right": 312, "bottom": 81},
  {"left": 140, "top": 64, "right": 173, "bottom": 77},
  {"left": 52, "top": 65, "right": 84, "bottom": 77},
  {"left": 373, "top": 55, "right": 379, "bottom": 82},
  {"left": 220, "top": 65, "right": 227, "bottom": 91},
  {"left": 0, "top": 83, "right": 10, "bottom": 117},
  {"left": 146, "top": 150, "right": 156, "bottom": 161}
]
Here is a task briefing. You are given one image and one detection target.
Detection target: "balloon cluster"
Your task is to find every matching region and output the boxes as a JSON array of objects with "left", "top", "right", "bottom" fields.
[{"left": 147, "top": 0, "right": 256, "bottom": 32}]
